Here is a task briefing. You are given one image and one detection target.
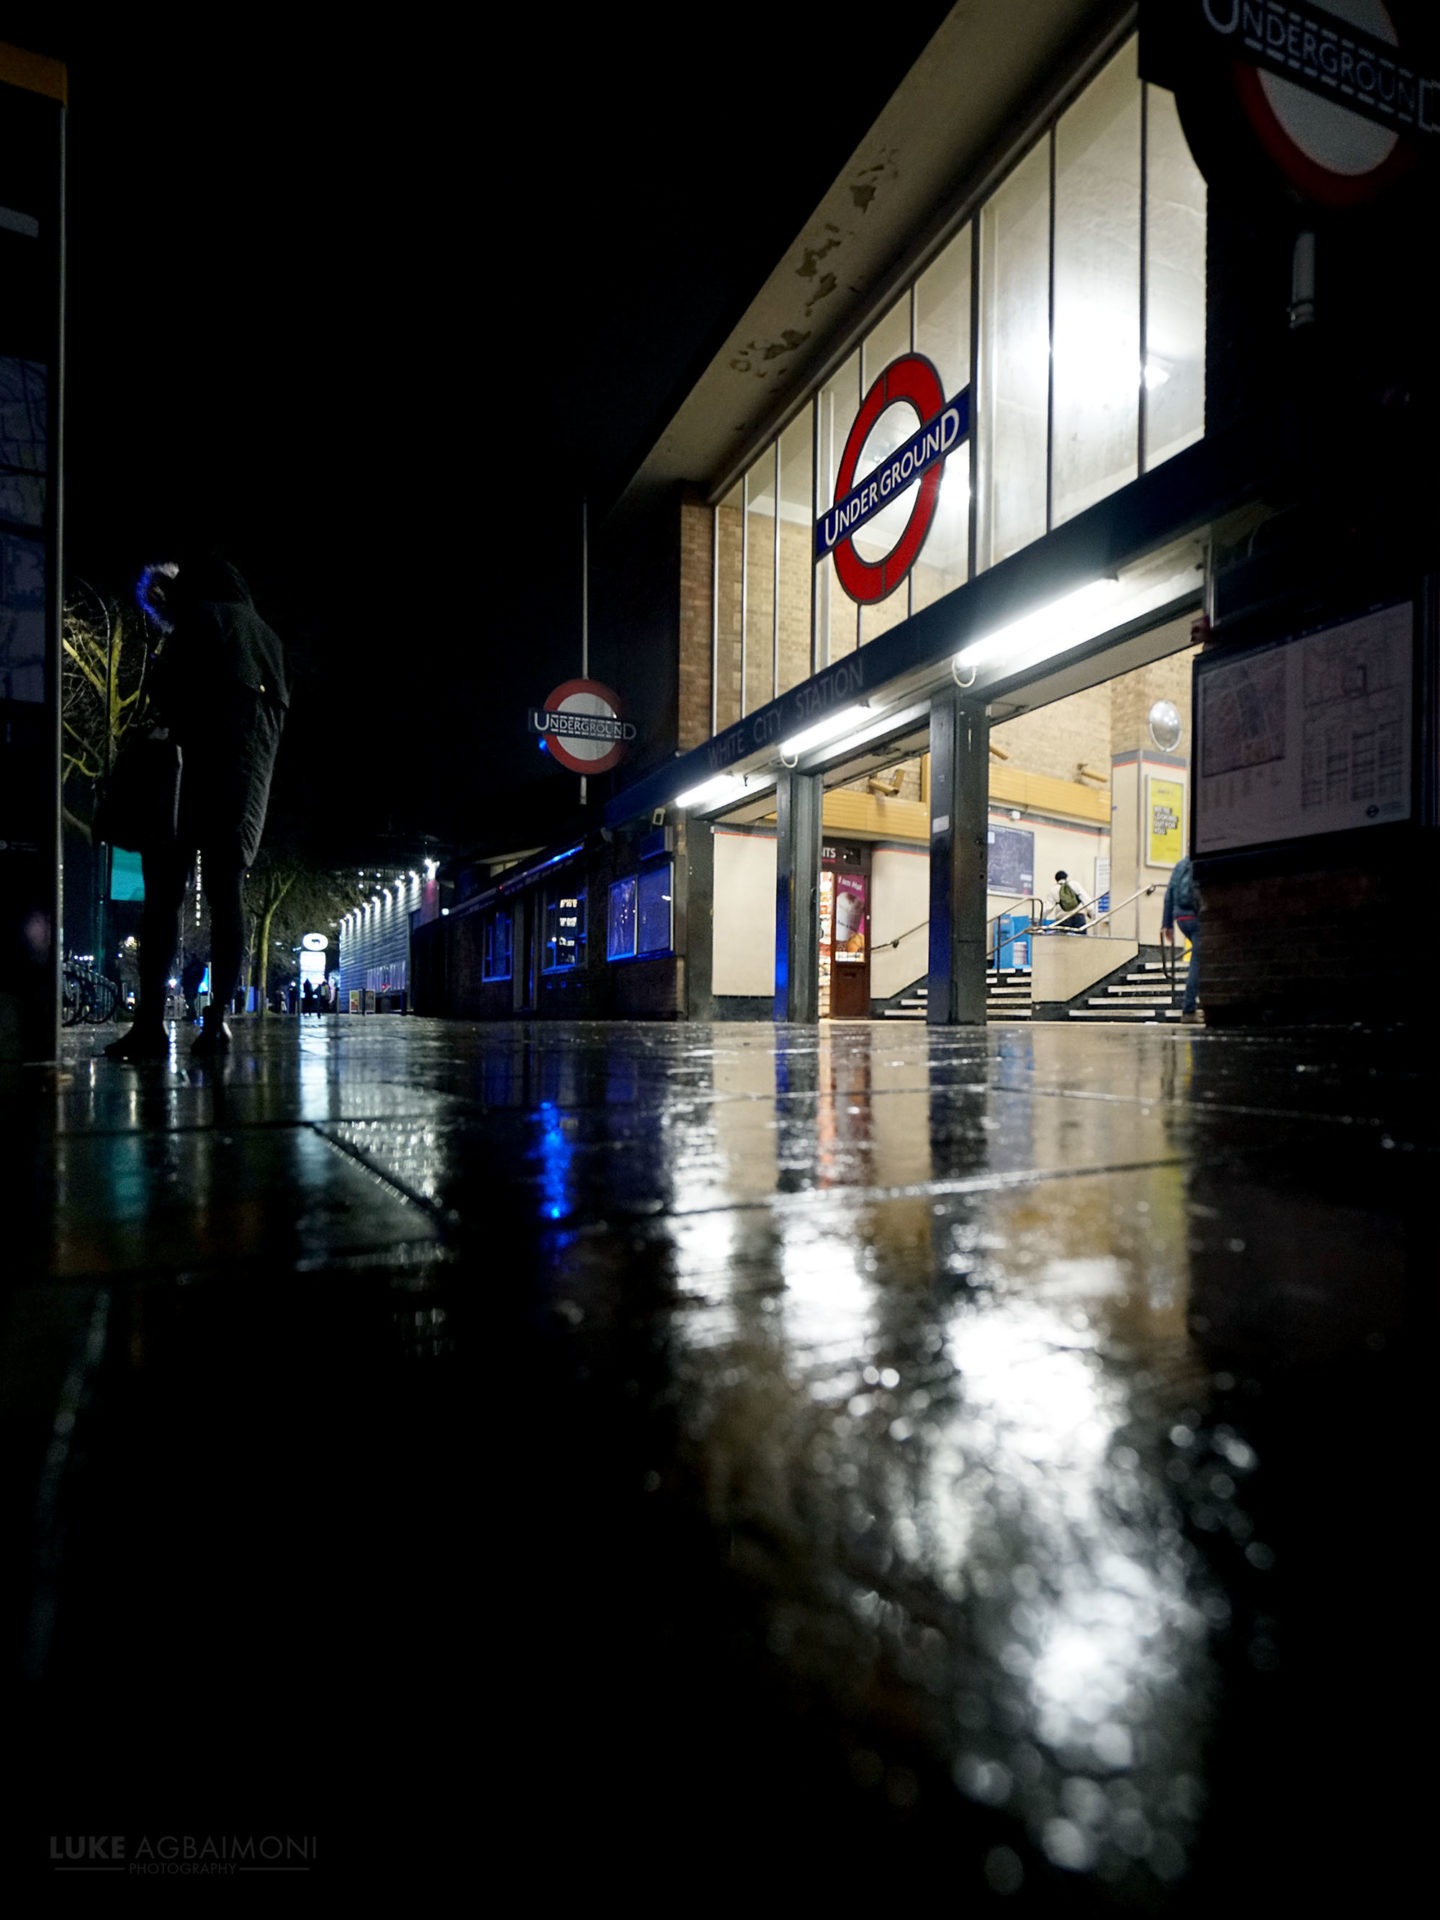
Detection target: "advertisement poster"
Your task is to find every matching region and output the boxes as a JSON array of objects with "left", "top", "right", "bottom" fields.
[
  {"left": 1146, "top": 776, "right": 1185, "bottom": 868},
  {"left": 833, "top": 872, "right": 867, "bottom": 962},
  {"left": 817, "top": 870, "right": 834, "bottom": 1017}
]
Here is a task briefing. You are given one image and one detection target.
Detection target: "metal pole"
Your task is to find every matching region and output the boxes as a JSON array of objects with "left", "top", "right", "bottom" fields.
[{"left": 580, "top": 499, "right": 588, "bottom": 807}]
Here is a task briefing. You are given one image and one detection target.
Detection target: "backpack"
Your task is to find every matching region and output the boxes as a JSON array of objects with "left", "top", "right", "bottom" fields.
[
  {"left": 1171, "top": 860, "right": 1196, "bottom": 914},
  {"left": 1057, "top": 880, "right": 1081, "bottom": 915}
]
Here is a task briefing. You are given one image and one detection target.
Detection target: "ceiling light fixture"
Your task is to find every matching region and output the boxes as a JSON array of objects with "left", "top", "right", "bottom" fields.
[
  {"left": 674, "top": 771, "right": 776, "bottom": 812},
  {"left": 778, "top": 703, "right": 870, "bottom": 764},
  {"left": 953, "top": 579, "right": 1122, "bottom": 682}
]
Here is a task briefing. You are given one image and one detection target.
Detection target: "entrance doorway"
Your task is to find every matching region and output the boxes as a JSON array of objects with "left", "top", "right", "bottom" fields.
[{"left": 819, "top": 841, "right": 870, "bottom": 1018}]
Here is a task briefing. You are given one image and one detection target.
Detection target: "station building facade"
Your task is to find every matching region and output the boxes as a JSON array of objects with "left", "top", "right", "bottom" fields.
[{"left": 429, "top": 1, "right": 1438, "bottom": 1030}]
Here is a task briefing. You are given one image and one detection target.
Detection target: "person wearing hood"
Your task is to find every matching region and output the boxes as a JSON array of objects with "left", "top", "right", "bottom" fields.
[{"left": 106, "top": 553, "right": 289, "bottom": 1060}]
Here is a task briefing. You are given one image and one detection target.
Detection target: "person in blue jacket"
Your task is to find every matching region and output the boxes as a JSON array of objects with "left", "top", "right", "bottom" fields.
[{"left": 1161, "top": 855, "right": 1201, "bottom": 1023}]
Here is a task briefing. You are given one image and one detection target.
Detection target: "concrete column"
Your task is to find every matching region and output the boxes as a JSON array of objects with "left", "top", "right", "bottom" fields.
[
  {"left": 512, "top": 894, "right": 533, "bottom": 1015},
  {"left": 774, "top": 769, "right": 821, "bottom": 1023},
  {"left": 927, "top": 688, "right": 989, "bottom": 1026},
  {"left": 680, "top": 817, "right": 715, "bottom": 1020}
]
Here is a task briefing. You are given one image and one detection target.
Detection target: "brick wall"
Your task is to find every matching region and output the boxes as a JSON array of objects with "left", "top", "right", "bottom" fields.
[
  {"left": 778, "top": 519, "right": 812, "bottom": 694},
  {"left": 1198, "top": 848, "right": 1417, "bottom": 1027},
  {"left": 715, "top": 501, "right": 743, "bottom": 731},
  {"left": 678, "top": 492, "right": 713, "bottom": 751},
  {"left": 1110, "top": 650, "right": 1195, "bottom": 755},
  {"left": 991, "top": 683, "right": 1111, "bottom": 785}
]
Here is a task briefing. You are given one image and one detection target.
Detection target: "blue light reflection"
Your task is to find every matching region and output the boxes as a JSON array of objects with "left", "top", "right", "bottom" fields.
[{"left": 536, "top": 1100, "right": 574, "bottom": 1222}]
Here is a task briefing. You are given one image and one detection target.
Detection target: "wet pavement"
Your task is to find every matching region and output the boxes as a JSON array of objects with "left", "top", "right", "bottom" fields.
[{"left": 1, "top": 1012, "right": 1430, "bottom": 1900}]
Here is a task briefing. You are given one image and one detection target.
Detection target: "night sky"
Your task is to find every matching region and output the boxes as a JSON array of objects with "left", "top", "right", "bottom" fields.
[{"left": 14, "top": 8, "right": 952, "bottom": 864}]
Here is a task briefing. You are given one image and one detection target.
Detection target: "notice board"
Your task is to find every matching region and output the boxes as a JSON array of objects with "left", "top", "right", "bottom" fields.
[
  {"left": 986, "top": 824, "right": 1034, "bottom": 896},
  {"left": 1193, "top": 602, "right": 1412, "bottom": 855}
]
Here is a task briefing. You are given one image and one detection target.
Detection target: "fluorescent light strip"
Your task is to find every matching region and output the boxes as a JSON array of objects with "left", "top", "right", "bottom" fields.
[
  {"left": 778, "top": 704, "right": 870, "bottom": 761},
  {"left": 954, "top": 579, "right": 1122, "bottom": 680},
  {"left": 674, "top": 772, "right": 776, "bottom": 811}
]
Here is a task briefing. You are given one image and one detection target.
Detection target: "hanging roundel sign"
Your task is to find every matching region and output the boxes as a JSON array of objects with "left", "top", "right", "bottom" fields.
[
  {"left": 813, "top": 354, "right": 971, "bottom": 606},
  {"left": 1141, "top": 0, "right": 1439, "bottom": 212},
  {"left": 1236, "top": 0, "right": 1417, "bottom": 206},
  {"left": 526, "top": 678, "right": 636, "bottom": 776}
]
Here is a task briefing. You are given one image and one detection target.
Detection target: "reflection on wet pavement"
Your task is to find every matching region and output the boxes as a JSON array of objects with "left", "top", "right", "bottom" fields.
[{"left": 1, "top": 1016, "right": 1428, "bottom": 1899}]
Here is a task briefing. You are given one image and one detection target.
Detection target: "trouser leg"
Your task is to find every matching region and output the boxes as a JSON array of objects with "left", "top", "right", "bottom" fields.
[
  {"left": 137, "top": 845, "right": 188, "bottom": 1022},
  {"left": 206, "top": 860, "right": 248, "bottom": 1014},
  {"left": 1181, "top": 916, "right": 1199, "bottom": 1014}
]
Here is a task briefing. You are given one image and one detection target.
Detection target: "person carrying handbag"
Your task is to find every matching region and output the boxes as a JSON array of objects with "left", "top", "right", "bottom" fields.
[{"left": 105, "top": 553, "right": 289, "bottom": 1060}]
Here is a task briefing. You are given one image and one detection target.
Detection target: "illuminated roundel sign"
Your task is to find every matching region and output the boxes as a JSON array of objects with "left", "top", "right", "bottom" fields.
[
  {"left": 301, "top": 933, "right": 328, "bottom": 951},
  {"left": 526, "top": 678, "right": 636, "bottom": 776},
  {"left": 1233, "top": 0, "right": 1417, "bottom": 207},
  {"left": 813, "top": 354, "right": 971, "bottom": 606},
  {"left": 1142, "top": 0, "right": 1440, "bottom": 211}
]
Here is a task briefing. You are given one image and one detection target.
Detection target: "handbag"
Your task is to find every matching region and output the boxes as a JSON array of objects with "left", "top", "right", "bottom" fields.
[{"left": 93, "top": 729, "right": 183, "bottom": 851}]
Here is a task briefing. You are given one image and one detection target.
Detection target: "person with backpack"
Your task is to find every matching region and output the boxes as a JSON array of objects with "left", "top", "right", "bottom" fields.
[
  {"left": 1161, "top": 854, "right": 1201, "bottom": 1023},
  {"left": 1051, "top": 870, "right": 1090, "bottom": 934}
]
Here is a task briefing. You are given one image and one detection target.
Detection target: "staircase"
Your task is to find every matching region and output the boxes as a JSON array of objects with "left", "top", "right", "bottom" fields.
[
  {"left": 879, "top": 970, "right": 1034, "bottom": 1021},
  {"left": 877, "top": 956, "right": 1188, "bottom": 1024},
  {"left": 987, "top": 967, "right": 1033, "bottom": 1019},
  {"left": 1067, "top": 958, "right": 1185, "bottom": 1022}
]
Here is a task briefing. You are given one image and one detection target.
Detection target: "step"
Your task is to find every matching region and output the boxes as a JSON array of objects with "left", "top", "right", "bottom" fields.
[
  {"left": 1090, "top": 991, "right": 1178, "bottom": 1005},
  {"left": 1068, "top": 1005, "right": 1172, "bottom": 1019}
]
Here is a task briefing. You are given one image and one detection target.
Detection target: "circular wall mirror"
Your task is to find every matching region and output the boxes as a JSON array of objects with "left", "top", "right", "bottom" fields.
[{"left": 1148, "top": 699, "right": 1182, "bottom": 752}]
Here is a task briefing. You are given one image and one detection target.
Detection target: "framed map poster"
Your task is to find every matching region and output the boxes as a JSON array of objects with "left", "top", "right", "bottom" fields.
[{"left": 1193, "top": 603, "right": 1412, "bottom": 855}]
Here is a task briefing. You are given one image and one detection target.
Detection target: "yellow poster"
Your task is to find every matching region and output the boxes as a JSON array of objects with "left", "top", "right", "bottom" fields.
[{"left": 1147, "top": 776, "right": 1186, "bottom": 868}]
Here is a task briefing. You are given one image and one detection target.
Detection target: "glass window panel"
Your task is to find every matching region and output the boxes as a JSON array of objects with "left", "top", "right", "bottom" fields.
[
  {"left": 854, "top": 294, "right": 916, "bottom": 638},
  {"left": 858, "top": 585, "right": 910, "bottom": 644},
  {"left": 915, "top": 226, "right": 972, "bottom": 401},
  {"left": 1053, "top": 46, "right": 1141, "bottom": 527},
  {"left": 1143, "top": 83, "right": 1207, "bottom": 470},
  {"left": 544, "top": 885, "right": 586, "bottom": 971},
  {"left": 776, "top": 411, "right": 814, "bottom": 695},
  {"left": 978, "top": 141, "right": 1051, "bottom": 568},
  {"left": 912, "top": 224, "right": 973, "bottom": 612},
  {"left": 815, "top": 352, "right": 860, "bottom": 664},
  {"left": 861, "top": 292, "right": 912, "bottom": 387},
  {"left": 743, "top": 448, "right": 776, "bottom": 714},
  {"left": 607, "top": 877, "right": 637, "bottom": 960},
  {"left": 714, "top": 480, "right": 744, "bottom": 732},
  {"left": 910, "top": 443, "right": 971, "bottom": 614},
  {"left": 637, "top": 866, "right": 674, "bottom": 956}
]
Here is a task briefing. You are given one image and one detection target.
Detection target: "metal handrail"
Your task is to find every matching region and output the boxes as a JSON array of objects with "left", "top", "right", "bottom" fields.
[
  {"left": 987, "top": 897, "right": 1043, "bottom": 968},
  {"left": 1082, "top": 881, "right": 1161, "bottom": 935},
  {"left": 880, "top": 881, "right": 1166, "bottom": 969}
]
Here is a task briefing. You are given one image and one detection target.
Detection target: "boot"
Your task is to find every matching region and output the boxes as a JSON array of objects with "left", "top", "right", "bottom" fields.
[
  {"left": 191, "top": 1008, "right": 233, "bottom": 1056},
  {"left": 105, "top": 1020, "right": 171, "bottom": 1061}
]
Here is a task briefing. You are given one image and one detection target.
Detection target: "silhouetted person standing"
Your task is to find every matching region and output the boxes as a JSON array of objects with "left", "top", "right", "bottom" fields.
[{"left": 107, "top": 554, "right": 288, "bottom": 1060}]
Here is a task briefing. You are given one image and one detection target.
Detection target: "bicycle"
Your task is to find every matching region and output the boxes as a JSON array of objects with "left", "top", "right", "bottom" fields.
[{"left": 62, "top": 958, "right": 121, "bottom": 1026}]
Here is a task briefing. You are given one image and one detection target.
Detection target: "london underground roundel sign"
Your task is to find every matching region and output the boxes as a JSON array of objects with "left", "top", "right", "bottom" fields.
[
  {"left": 1141, "top": 0, "right": 1440, "bottom": 212},
  {"left": 527, "top": 678, "right": 636, "bottom": 776},
  {"left": 814, "top": 354, "right": 971, "bottom": 606}
]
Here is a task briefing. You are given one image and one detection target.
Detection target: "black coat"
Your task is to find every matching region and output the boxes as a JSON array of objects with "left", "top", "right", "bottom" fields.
[{"left": 151, "top": 558, "right": 288, "bottom": 867}]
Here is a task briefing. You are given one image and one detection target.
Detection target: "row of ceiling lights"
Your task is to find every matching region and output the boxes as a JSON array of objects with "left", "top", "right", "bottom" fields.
[{"left": 673, "top": 562, "right": 1193, "bottom": 814}]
